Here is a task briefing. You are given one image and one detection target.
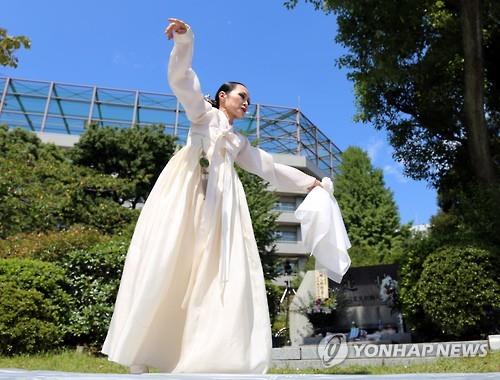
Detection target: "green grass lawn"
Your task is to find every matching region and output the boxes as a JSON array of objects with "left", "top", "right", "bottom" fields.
[
  {"left": 0, "top": 350, "right": 498, "bottom": 375},
  {"left": 0, "top": 350, "right": 128, "bottom": 374}
]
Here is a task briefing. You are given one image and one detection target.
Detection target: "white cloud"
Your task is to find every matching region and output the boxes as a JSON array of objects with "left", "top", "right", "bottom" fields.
[
  {"left": 383, "top": 163, "right": 409, "bottom": 184},
  {"left": 365, "top": 138, "right": 384, "bottom": 162}
]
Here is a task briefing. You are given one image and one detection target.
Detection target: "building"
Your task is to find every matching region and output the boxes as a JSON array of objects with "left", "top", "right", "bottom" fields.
[{"left": 0, "top": 76, "right": 342, "bottom": 275}]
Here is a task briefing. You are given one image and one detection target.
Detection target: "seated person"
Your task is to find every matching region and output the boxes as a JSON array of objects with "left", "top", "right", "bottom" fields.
[{"left": 348, "top": 321, "right": 360, "bottom": 341}]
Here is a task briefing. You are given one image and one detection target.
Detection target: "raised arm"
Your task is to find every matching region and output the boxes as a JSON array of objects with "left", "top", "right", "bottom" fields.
[
  {"left": 166, "top": 18, "right": 211, "bottom": 123},
  {"left": 235, "top": 136, "right": 319, "bottom": 193}
]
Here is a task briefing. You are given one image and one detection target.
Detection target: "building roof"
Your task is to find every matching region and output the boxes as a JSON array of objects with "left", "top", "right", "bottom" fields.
[{"left": 0, "top": 76, "right": 342, "bottom": 178}]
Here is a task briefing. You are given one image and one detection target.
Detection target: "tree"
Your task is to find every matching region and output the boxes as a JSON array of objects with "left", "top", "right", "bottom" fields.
[
  {"left": 334, "top": 146, "right": 407, "bottom": 266},
  {"left": 236, "top": 167, "right": 281, "bottom": 325},
  {"left": 459, "top": 0, "right": 496, "bottom": 185},
  {"left": 0, "top": 28, "right": 30, "bottom": 67},
  {"left": 0, "top": 126, "right": 136, "bottom": 238},
  {"left": 284, "top": 0, "right": 499, "bottom": 187},
  {"left": 285, "top": 0, "right": 500, "bottom": 255},
  {"left": 69, "top": 124, "right": 177, "bottom": 208},
  {"left": 236, "top": 167, "right": 280, "bottom": 280}
]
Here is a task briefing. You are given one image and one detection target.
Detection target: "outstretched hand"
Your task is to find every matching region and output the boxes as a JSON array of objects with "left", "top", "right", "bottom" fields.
[
  {"left": 307, "top": 179, "right": 322, "bottom": 192},
  {"left": 165, "top": 18, "right": 190, "bottom": 40}
]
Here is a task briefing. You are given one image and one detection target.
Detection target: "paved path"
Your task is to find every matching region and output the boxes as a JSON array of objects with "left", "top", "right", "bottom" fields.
[{"left": 1, "top": 369, "right": 499, "bottom": 380}]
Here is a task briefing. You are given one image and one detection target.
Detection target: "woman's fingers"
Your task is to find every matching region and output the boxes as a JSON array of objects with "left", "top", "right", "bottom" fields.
[
  {"left": 164, "top": 24, "right": 175, "bottom": 39},
  {"left": 307, "top": 179, "right": 322, "bottom": 191},
  {"left": 165, "top": 18, "right": 189, "bottom": 39}
]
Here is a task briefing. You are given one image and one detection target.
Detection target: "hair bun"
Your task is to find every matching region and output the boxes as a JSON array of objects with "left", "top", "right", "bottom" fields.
[{"left": 204, "top": 94, "right": 217, "bottom": 108}]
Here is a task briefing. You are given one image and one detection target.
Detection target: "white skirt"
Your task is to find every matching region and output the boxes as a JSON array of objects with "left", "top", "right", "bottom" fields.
[{"left": 101, "top": 141, "right": 272, "bottom": 373}]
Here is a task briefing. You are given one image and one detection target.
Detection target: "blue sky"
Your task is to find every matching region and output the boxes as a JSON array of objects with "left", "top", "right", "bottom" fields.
[{"left": 1, "top": 0, "right": 438, "bottom": 225}]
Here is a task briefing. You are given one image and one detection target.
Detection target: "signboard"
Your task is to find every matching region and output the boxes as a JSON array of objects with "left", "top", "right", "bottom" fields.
[{"left": 315, "top": 270, "right": 329, "bottom": 299}]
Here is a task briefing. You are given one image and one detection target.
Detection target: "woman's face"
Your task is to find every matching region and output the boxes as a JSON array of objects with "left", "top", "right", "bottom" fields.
[{"left": 219, "top": 84, "right": 250, "bottom": 122}]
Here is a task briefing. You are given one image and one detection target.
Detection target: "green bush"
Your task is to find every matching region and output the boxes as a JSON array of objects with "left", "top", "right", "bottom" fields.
[
  {"left": 399, "top": 232, "right": 442, "bottom": 341},
  {"left": 416, "top": 245, "right": 500, "bottom": 338},
  {"left": 0, "top": 225, "right": 108, "bottom": 261},
  {"left": 63, "top": 238, "right": 128, "bottom": 347},
  {"left": 0, "top": 259, "right": 71, "bottom": 355}
]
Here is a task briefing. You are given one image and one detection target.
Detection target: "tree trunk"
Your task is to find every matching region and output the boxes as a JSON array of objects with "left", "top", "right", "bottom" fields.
[{"left": 459, "top": 0, "right": 497, "bottom": 184}]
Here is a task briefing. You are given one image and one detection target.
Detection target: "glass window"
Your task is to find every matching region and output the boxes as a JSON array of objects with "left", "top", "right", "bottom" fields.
[
  {"left": 275, "top": 226, "right": 298, "bottom": 242},
  {"left": 273, "top": 196, "right": 297, "bottom": 212}
]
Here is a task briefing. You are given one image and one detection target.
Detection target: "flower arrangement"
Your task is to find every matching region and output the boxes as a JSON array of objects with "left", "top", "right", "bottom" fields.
[{"left": 298, "top": 293, "right": 338, "bottom": 331}]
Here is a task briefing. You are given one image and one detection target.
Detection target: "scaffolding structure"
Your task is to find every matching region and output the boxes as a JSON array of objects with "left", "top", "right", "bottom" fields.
[{"left": 0, "top": 77, "right": 342, "bottom": 177}]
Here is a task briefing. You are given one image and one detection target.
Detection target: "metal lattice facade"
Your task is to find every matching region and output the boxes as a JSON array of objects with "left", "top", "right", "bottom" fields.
[{"left": 0, "top": 77, "right": 342, "bottom": 177}]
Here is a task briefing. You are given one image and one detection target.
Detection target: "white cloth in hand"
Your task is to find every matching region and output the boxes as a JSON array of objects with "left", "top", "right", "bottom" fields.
[{"left": 295, "top": 177, "right": 351, "bottom": 283}]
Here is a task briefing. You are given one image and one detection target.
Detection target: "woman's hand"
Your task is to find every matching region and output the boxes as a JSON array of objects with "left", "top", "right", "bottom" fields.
[
  {"left": 307, "top": 179, "right": 322, "bottom": 192},
  {"left": 165, "top": 18, "right": 190, "bottom": 40}
]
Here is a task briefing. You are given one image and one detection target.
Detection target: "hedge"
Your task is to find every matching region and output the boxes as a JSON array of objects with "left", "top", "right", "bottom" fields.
[{"left": 0, "top": 259, "right": 71, "bottom": 355}]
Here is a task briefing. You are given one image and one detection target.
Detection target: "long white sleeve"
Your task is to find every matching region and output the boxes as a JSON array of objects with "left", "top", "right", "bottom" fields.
[
  {"left": 168, "top": 28, "right": 212, "bottom": 124},
  {"left": 235, "top": 137, "right": 317, "bottom": 192}
]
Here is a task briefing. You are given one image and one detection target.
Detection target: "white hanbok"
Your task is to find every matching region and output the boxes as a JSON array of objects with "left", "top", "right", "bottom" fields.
[{"left": 101, "top": 28, "right": 317, "bottom": 373}]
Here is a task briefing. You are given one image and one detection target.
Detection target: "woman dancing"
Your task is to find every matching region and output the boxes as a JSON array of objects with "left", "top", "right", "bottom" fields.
[{"left": 102, "top": 18, "right": 326, "bottom": 374}]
